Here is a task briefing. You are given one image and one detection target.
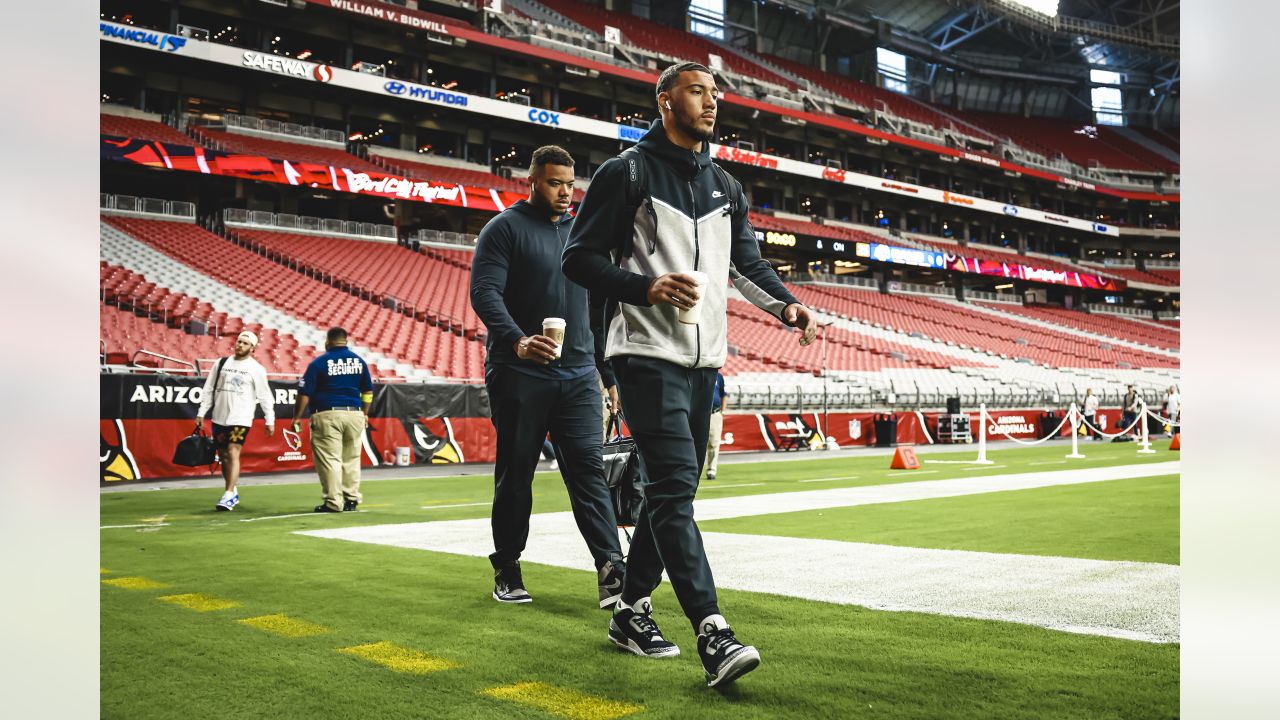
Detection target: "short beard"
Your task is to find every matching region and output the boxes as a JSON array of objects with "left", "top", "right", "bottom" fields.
[{"left": 677, "top": 115, "right": 713, "bottom": 143}]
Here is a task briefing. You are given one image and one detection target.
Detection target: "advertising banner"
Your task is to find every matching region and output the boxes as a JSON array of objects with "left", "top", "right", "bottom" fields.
[
  {"left": 102, "top": 136, "right": 525, "bottom": 211},
  {"left": 100, "top": 374, "right": 495, "bottom": 483},
  {"left": 99, "top": 20, "right": 1140, "bottom": 230}
]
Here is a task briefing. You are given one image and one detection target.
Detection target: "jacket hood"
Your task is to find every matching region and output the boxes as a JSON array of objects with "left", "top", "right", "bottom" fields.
[{"left": 635, "top": 118, "right": 713, "bottom": 179}]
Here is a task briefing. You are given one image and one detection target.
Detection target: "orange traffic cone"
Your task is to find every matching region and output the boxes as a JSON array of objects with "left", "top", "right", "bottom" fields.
[
  {"left": 890, "top": 446, "right": 921, "bottom": 469},
  {"left": 1169, "top": 433, "right": 1180, "bottom": 451}
]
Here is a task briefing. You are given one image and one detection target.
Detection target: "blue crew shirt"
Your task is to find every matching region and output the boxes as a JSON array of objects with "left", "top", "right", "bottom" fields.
[
  {"left": 299, "top": 346, "right": 373, "bottom": 411},
  {"left": 710, "top": 372, "right": 727, "bottom": 413}
]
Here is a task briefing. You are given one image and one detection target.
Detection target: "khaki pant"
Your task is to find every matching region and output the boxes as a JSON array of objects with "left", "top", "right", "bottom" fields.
[
  {"left": 705, "top": 411, "right": 724, "bottom": 476},
  {"left": 311, "top": 410, "right": 365, "bottom": 510}
]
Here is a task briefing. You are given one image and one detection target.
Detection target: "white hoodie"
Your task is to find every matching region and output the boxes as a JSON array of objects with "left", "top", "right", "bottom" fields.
[{"left": 196, "top": 356, "right": 275, "bottom": 428}]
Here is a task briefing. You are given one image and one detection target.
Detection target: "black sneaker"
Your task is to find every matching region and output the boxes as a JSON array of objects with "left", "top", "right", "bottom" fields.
[
  {"left": 343, "top": 500, "right": 359, "bottom": 512},
  {"left": 609, "top": 598, "right": 680, "bottom": 658},
  {"left": 313, "top": 504, "right": 342, "bottom": 513},
  {"left": 697, "top": 615, "right": 760, "bottom": 687},
  {"left": 597, "top": 560, "right": 625, "bottom": 609},
  {"left": 492, "top": 562, "right": 532, "bottom": 604}
]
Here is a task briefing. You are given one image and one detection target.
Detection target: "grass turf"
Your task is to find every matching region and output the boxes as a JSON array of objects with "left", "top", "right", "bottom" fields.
[
  {"left": 102, "top": 443, "right": 1179, "bottom": 719},
  {"left": 702, "top": 474, "right": 1179, "bottom": 565}
]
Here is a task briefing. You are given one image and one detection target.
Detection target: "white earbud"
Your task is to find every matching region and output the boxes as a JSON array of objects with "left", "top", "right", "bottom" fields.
[{"left": 665, "top": 101, "right": 672, "bottom": 110}]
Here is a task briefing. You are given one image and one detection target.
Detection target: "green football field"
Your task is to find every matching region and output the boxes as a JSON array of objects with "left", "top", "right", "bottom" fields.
[{"left": 101, "top": 443, "right": 1179, "bottom": 719}]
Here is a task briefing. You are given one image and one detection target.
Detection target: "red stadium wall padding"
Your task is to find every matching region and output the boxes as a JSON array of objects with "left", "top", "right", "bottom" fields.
[{"left": 101, "top": 372, "right": 1123, "bottom": 483}]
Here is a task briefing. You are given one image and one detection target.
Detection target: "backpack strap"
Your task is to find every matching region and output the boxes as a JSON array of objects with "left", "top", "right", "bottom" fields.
[
  {"left": 617, "top": 145, "right": 649, "bottom": 259},
  {"left": 709, "top": 161, "right": 739, "bottom": 215},
  {"left": 212, "top": 356, "right": 229, "bottom": 396}
]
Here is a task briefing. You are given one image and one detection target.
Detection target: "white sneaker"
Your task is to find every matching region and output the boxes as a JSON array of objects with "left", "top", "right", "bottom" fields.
[
  {"left": 548, "top": 459, "right": 559, "bottom": 471},
  {"left": 215, "top": 491, "right": 239, "bottom": 512}
]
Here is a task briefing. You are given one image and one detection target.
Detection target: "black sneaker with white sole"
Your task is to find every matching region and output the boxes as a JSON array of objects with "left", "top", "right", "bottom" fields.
[
  {"left": 492, "top": 562, "right": 532, "bottom": 604},
  {"left": 608, "top": 598, "right": 679, "bottom": 658},
  {"left": 597, "top": 559, "right": 625, "bottom": 609},
  {"left": 697, "top": 615, "right": 761, "bottom": 687}
]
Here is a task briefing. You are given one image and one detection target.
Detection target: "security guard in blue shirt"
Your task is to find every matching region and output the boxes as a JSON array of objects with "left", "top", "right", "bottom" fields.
[{"left": 291, "top": 327, "right": 373, "bottom": 513}]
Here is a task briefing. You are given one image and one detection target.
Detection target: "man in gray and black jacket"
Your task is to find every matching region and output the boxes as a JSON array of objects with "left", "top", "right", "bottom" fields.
[
  {"left": 563, "top": 62, "right": 817, "bottom": 688},
  {"left": 471, "top": 145, "right": 626, "bottom": 611}
]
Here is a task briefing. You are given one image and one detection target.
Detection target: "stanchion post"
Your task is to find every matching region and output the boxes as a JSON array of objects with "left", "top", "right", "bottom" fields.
[
  {"left": 1137, "top": 399, "right": 1156, "bottom": 454},
  {"left": 974, "top": 402, "right": 994, "bottom": 464},
  {"left": 1066, "top": 402, "right": 1085, "bottom": 459}
]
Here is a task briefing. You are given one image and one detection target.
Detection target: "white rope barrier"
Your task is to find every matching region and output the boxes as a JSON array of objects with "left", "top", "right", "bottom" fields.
[
  {"left": 1144, "top": 408, "right": 1181, "bottom": 428},
  {"left": 928, "top": 398, "right": 1174, "bottom": 467},
  {"left": 1076, "top": 408, "right": 1147, "bottom": 439}
]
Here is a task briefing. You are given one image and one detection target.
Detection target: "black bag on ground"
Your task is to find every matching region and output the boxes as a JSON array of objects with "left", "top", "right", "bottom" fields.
[
  {"left": 173, "top": 428, "right": 216, "bottom": 467},
  {"left": 602, "top": 413, "right": 645, "bottom": 528}
]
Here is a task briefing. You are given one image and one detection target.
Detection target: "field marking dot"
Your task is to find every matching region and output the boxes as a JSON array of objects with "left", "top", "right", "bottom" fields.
[
  {"left": 338, "top": 641, "right": 460, "bottom": 674},
  {"left": 102, "top": 576, "right": 168, "bottom": 590},
  {"left": 237, "top": 614, "right": 331, "bottom": 638},
  {"left": 157, "top": 593, "right": 242, "bottom": 612},
  {"left": 482, "top": 681, "right": 642, "bottom": 720}
]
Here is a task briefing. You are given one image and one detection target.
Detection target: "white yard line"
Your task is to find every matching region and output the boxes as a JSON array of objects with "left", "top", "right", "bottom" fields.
[
  {"left": 300, "top": 461, "right": 1180, "bottom": 643},
  {"left": 420, "top": 502, "right": 490, "bottom": 510},
  {"left": 701, "top": 483, "right": 765, "bottom": 489},
  {"left": 963, "top": 465, "right": 1007, "bottom": 470},
  {"left": 798, "top": 476, "right": 859, "bottom": 483},
  {"left": 887, "top": 470, "right": 939, "bottom": 477},
  {"left": 1029, "top": 460, "right": 1069, "bottom": 466},
  {"left": 239, "top": 512, "right": 323, "bottom": 522}
]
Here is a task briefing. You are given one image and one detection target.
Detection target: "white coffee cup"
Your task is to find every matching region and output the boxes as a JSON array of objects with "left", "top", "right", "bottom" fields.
[
  {"left": 543, "top": 317, "right": 566, "bottom": 358},
  {"left": 677, "top": 271, "right": 708, "bottom": 325}
]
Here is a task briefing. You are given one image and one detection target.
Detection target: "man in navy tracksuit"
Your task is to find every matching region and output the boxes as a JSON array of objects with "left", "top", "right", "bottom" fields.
[
  {"left": 563, "top": 62, "right": 818, "bottom": 687},
  {"left": 470, "top": 145, "right": 625, "bottom": 610}
]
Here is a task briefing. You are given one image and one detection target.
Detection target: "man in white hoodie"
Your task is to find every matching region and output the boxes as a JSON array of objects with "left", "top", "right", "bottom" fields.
[{"left": 196, "top": 331, "right": 276, "bottom": 511}]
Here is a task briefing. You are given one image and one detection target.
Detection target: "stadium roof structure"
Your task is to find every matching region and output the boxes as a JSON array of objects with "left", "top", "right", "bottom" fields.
[{"left": 742, "top": 0, "right": 1179, "bottom": 124}]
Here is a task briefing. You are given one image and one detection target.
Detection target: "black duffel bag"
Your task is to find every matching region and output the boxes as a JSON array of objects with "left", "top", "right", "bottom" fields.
[
  {"left": 173, "top": 426, "right": 217, "bottom": 467},
  {"left": 603, "top": 413, "right": 645, "bottom": 529}
]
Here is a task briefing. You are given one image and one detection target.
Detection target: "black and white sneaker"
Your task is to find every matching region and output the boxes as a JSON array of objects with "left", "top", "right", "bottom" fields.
[
  {"left": 697, "top": 614, "right": 760, "bottom": 687},
  {"left": 609, "top": 598, "right": 680, "bottom": 658},
  {"left": 597, "top": 560, "right": 625, "bottom": 609},
  {"left": 492, "top": 562, "right": 532, "bottom": 604}
]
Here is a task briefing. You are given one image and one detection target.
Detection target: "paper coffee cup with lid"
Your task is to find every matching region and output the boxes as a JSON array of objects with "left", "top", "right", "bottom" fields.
[
  {"left": 677, "top": 271, "right": 708, "bottom": 325},
  {"left": 543, "top": 317, "right": 566, "bottom": 358}
]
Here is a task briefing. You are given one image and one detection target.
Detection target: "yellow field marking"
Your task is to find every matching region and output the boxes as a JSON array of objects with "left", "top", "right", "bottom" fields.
[
  {"left": 359, "top": 503, "right": 393, "bottom": 509},
  {"left": 100, "top": 568, "right": 109, "bottom": 574},
  {"left": 482, "top": 681, "right": 643, "bottom": 720},
  {"left": 338, "top": 641, "right": 460, "bottom": 674},
  {"left": 237, "top": 614, "right": 331, "bottom": 638},
  {"left": 101, "top": 576, "right": 168, "bottom": 590},
  {"left": 139, "top": 515, "right": 168, "bottom": 524},
  {"left": 158, "top": 593, "right": 242, "bottom": 612}
]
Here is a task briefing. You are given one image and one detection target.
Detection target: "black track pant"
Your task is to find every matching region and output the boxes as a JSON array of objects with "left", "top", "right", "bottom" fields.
[
  {"left": 612, "top": 355, "right": 719, "bottom": 630},
  {"left": 486, "top": 365, "right": 622, "bottom": 571}
]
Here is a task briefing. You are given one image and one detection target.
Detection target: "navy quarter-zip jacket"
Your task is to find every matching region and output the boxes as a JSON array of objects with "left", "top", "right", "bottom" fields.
[{"left": 471, "top": 199, "right": 605, "bottom": 378}]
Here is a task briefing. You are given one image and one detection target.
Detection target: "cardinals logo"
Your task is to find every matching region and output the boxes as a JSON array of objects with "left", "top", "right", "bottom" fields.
[
  {"left": 366, "top": 417, "right": 463, "bottom": 465},
  {"left": 763, "top": 414, "right": 824, "bottom": 450},
  {"left": 100, "top": 419, "right": 141, "bottom": 483}
]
